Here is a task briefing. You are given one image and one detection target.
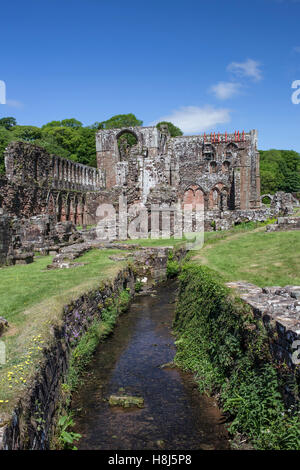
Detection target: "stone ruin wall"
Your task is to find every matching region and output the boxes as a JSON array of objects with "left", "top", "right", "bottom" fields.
[
  {"left": 0, "top": 126, "right": 297, "bottom": 264},
  {"left": 95, "top": 126, "right": 261, "bottom": 213},
  {"left": 2, "top": 141, "right": 105, "bottom": 223},
  {"left": 92, "top": 126, "right": 264, "bottom": 233},
  {"left": 0, "top": 142, "right": 106, "bottom": 264}
]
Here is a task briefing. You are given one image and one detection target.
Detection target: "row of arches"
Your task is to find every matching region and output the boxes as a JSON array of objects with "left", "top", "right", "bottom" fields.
[
  {"left": 182, "top": 183, "right": 230, "bottom": 211},
  {"left": 50, "top": 156, "right": 104, "bottom": 191},
  {"left": 46, "top": 191, "right": 87, "bottom": 225}
]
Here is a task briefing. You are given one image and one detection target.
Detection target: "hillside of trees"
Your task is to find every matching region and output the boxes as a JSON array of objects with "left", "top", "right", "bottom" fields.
[
  {"left": 259, "top": 149, "right": 300, "bottom": 195},
  {"left": 0, "top": 115, "right": 299, "bottom": 195}
]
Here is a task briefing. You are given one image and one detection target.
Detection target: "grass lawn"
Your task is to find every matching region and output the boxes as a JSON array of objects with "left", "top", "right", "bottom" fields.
[
  {"left": 191, "top": 229, "right": 300, "bottom": 287},
  {"left": 0, "top": 249, "right": 129, "bottom": 410},
  {"left": 116, "top": 237, "right": 185, "bottom": 247}
]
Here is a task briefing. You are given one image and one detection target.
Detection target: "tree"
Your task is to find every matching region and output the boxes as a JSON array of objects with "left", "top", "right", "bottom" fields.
[
  {"left": 10, "top": 125, "right": 42, "bottom": 142},
  {"left": 156, "top": 121, "right": 183, "bottom": 137},
  {"left": 42, "top": 118, "right": 83, "bottom": 129},
  {"left": 41, "top": 120, "right": 63, "bottom": 129},
  {"left": 61, "top": 118, "right": 83, "bottom": 128},
  {"left": 98, "top": 113, "right": 143, "bottom": 130},
  {"left": 259, "top": 149, "right": 300, "bottom": 194},
  {"left": 282, "top": 173, "right": 300, "bottom": 193},
  {"left": 0, "top": 117, "right": 17, "bottom": 130},
  {"left": 0, "top": 127, "right": 13, "bottom": 173}
]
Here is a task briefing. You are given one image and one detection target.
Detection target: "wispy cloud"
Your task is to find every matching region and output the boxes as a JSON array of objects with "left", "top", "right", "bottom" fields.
[
  {"left": 227, "top": 58, "right": 262, "bottom": 81},
  {"left": 209, "top": 81, "right": 242, "bottom": 100},
  {"left": 153, "top": 105, "right": 231, "bottom": 134},
  {"left": 6, "top": 99, "right": 23, "bottom": 108},
  {"left": 293, "top": 46, "right": 300, "bottom": 53}
]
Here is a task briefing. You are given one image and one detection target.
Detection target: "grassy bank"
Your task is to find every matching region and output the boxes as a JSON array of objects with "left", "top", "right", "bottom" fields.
[
  {"left": 116, "top": 237, "right": 185, "bottom": 248},
  {"left": 192, "top": 228, "right": 300, "bottom": 286},
  {"left": 0, "top": 248, "right": 129, "bottom": 412},
  {"left": 173, "top": 264, "right": 300, "bottom": 450}
]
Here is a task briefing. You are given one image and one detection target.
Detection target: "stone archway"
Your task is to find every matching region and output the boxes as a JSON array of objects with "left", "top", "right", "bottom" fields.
[
  {"left": 46, "top": 192, "right": 56, "bottom": 216},
  {"left": 56, "top": 193, "right": 63, "bottom": 222},
  {"left": 183, "top": 185, "right": 205, "bottom": 210},
  {"left": 222, "top": 161, "right": 230, "bottom": 173},
  {"left": 209, "top": 183, "right": 229, "bottom": 210},
  {"left": 209, "top": 161, "right": 218, "bottom": 174},
  {"left": 261, "top": 194, "right": 274, "bottom": 205},
  {"left": 116, "top": 129, "right": 140, "bottom": 161},
  {"left": 209, "top": 188, "right": 220, "bottom": 209}
]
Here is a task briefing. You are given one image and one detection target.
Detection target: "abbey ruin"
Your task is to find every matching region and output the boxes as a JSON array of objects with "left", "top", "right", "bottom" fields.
[{"left": 0, "top": 125, "right": 297, "bottom": 265}]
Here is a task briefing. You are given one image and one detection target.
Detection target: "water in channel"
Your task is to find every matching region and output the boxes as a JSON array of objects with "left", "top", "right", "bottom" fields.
[{"left": 72, "top": 281, "right": 230, "bottom": 450}]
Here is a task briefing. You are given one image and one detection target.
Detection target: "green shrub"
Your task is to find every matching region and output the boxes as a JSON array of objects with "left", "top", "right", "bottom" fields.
[
  {"left": 58, "top": 414, "right": 81, "bottom": 450},
  {"left": 174, "top": 264, "right": 300, "bottom": 449},
  {"left": 134, "top": 280, "right": 143, "bottom": 292},
  {"left": 166, "top": 250, "right": 180, "bottom": 278}
]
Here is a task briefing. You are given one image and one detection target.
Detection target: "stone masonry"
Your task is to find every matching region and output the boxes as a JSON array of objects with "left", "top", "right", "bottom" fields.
[
  {"left": 96, "top": 127, "right": 261, "bottom": 211},
  {"left": 0, "top": 127, "right": 297, "bottom": 263}
]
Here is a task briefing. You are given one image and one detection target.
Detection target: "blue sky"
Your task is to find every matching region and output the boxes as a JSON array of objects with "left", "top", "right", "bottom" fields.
[{"left": 1, "top": 0, "right": 300, "bottom": 150}]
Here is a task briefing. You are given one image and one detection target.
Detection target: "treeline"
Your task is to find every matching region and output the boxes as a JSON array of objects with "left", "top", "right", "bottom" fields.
[
  {"left": 0, "top": 115, "right": 183, "bottom": 175},
  {"left": 0, "top": 114, "right": 143, "bottom": 173},
  {"left": 259, "top": 149, "right": 300, "bottom": 194},
  {"left": 0, "top": 115, "right": 299, "bottom": 195}
]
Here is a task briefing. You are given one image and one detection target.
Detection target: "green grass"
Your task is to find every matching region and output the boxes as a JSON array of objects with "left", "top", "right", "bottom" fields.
[
  {"left": 0, "top": 249, "right": 129, "bottom": 410},
  {"left": 115, "top": 237, "right": 185, "bottom": 247},
  {"left": 192, "top": 230, "right": 300, "bottom": 286}
]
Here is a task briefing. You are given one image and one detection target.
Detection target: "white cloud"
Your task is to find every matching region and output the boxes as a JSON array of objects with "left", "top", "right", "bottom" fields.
[
  {"left": 153, "top": 105, "right": 231, "bottom": 134},
  {"left": 210, "top": 81, "right": 242, "bottom": 100},
  {"left": 227, "top": 58, "right": 262, "bottom": 81},
  {"left": 293, "top": 46, "right": 300, "bottom": 53},
  {"left": 6, "top": 99, "right": 23, "bottom": 108}
]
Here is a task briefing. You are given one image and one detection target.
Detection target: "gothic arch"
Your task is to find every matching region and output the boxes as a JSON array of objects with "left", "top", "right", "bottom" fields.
[
  {"left": 56, "top": 192, "right": 63, "bottom": 222},
  {"left": 66, "top": 193, "right": 71, "bottom": 221},
  {"left": 115, "top": 128, "right": 139, "bottom": 142},
  {"left": 182, "top": 185, "right": 205, "bottom": 210},
  {"left": 220, "top": 187, "right": 229, "bottom": 210},
  {"left": 222, "top": 161, "right": 230, "bottom": 173},
  {"left": 209, "top": 187, "right": 221, "bottom": 210},
  {"left": 226, "top": 142, "right": 238, "bottom": 151},
  {"left": 46, "top": 191, "right": 56, "bottom": 216},
  {"left": 116, "top": 129, "right": 140, "bottom": 161},
  {"left": 209, "top": 183, "right": 229, "bottom": 210},
  {"left": 74, "top": 195, "right": 79, "bottom": 225},
  {"left": 209, "top": 161, "right": 218, "bottom": 173}
]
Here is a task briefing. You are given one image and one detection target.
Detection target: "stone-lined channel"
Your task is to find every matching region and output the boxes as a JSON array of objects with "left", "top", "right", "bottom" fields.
[{"left": 71, "top": 281, "right": 229, "bottom": 450}]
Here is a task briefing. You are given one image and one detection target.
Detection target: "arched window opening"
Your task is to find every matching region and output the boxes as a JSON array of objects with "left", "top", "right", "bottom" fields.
[
  {"left": 209, "top": 188, "right": 220, "bottom": 210},
  {"left": 117, "top": 131, "right": 138, "bottom": 160},
  {"left": 209, "top": 161, "right": 217, "bottom": 174},
  {"left": 222, "top": 161, "right": 230, "bottom": 173}
]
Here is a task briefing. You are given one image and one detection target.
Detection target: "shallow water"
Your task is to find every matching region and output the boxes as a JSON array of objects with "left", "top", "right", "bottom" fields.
[{"left": 72, "top": 281, "right": 229, "bottom": 450}]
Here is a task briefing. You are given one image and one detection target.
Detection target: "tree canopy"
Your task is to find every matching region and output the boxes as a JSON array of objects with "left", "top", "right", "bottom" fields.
[
  {"left": 259, "top": 149, "right": 300, "bottom": 194},
  {"left": 156, "top": 121, "right": 183, "bottom": 137},
  {"left": 98, "top": 113, "right": 143, "bottom": 130},
  {"left": 0, "top": 114, "right": 144, "bottom": 172},
  {"left": 0, "top": 117, "right": 17, "bottom": 130}
]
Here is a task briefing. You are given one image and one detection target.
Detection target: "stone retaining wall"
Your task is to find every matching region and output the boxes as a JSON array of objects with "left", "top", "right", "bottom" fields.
[
  {"left": 227, "top": 281, "right": 300, "bottom": 403},
  {"left": 0, "top": 267, "right": 136, "bottom": 450},
  {"left": 0, "top": 245, "right": 187, "bottom": 449}
]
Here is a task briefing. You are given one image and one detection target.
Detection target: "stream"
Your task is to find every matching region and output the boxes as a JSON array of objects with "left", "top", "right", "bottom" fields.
[{"left": 72, "top": 281, "right": 230, "bottom": 450}]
